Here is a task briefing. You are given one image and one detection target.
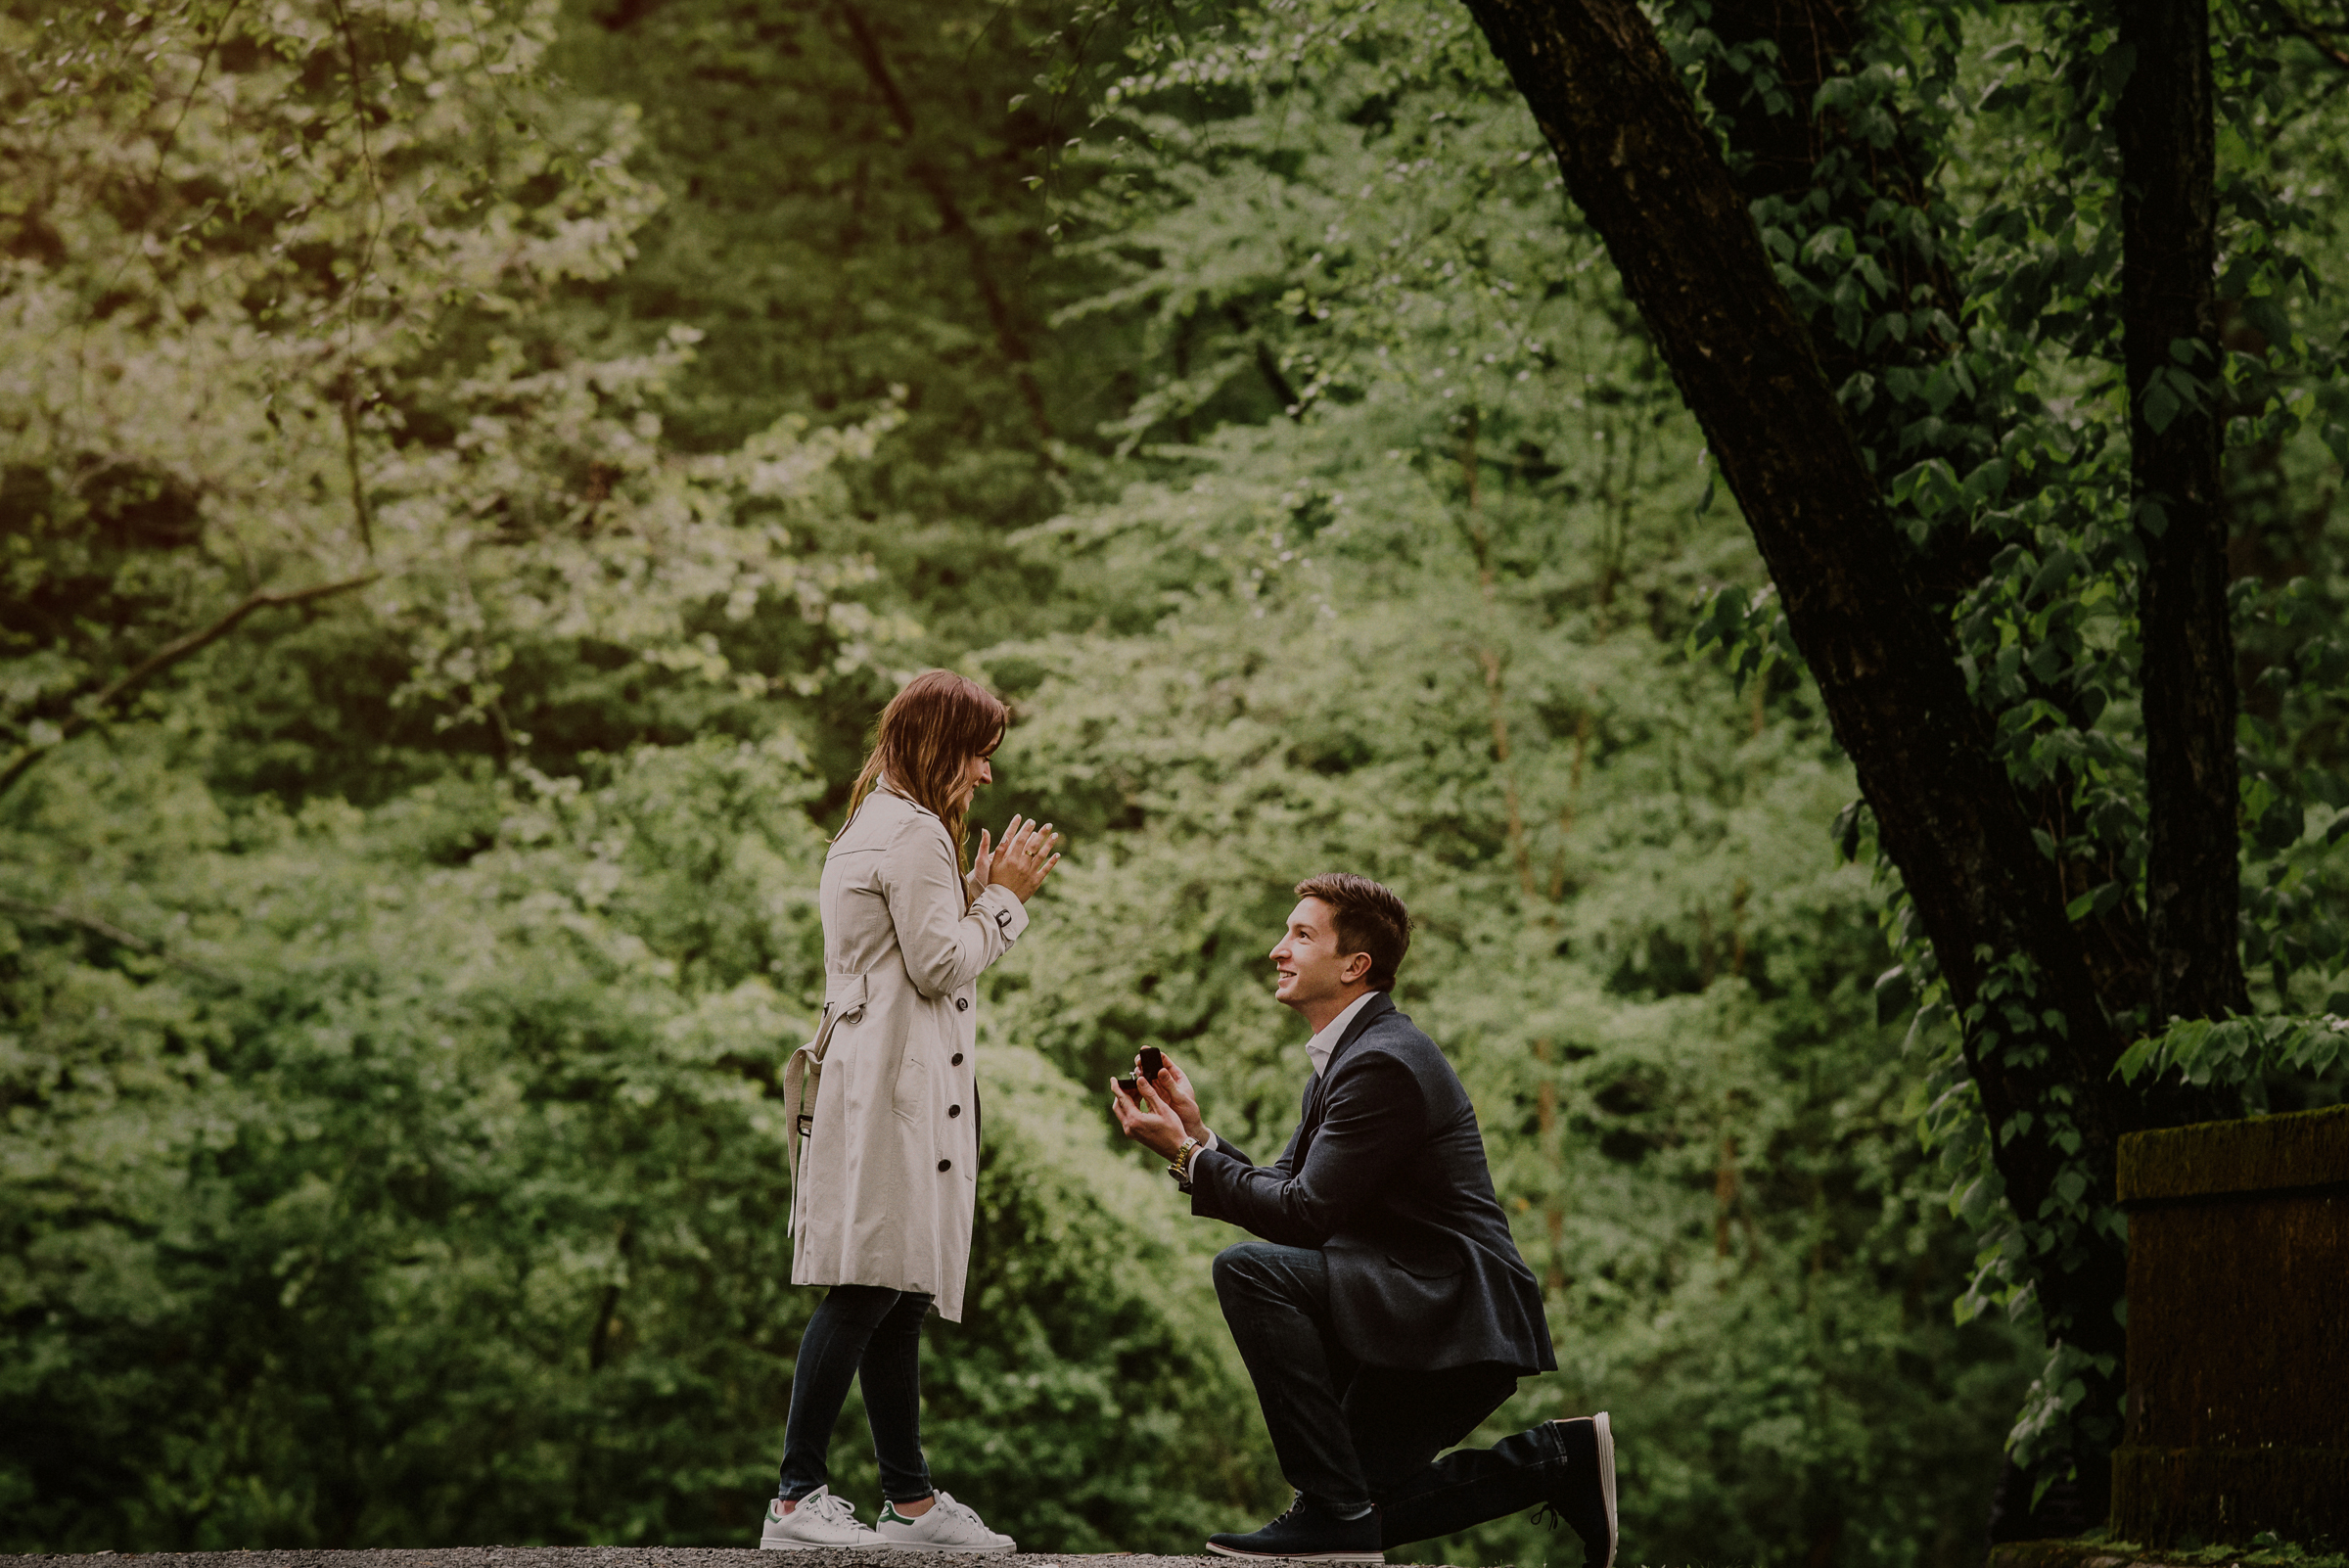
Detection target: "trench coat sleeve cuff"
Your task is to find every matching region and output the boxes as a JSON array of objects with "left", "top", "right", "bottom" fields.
[{"left": 974, "top": 883, "right": 1030, "bottom": 945}]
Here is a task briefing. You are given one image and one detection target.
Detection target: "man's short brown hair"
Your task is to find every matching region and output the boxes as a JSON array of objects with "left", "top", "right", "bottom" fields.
[{"left": 1293, "top": 873, "right": 1412, "bottom": 992}]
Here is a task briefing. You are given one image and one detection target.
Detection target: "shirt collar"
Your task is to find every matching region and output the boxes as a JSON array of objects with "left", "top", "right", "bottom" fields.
[{"left": 1305, "top": 991, "right": 1380, "bottom": 1077}]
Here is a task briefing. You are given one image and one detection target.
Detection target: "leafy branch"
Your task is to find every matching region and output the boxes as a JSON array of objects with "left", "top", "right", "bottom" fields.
[
  {"left": 0, "top": 895, "right": 232, "bottom": 985},
  {"left": 2254, "top": 0, "right": 2349, "bottom": 70},
  {"left": 833, "top": 0, "right": 1054, "bottom": 445},
  {"left": 0, "top": 573, "right": 378, "bottom": 802},
  {"left": 2116, "top": 1012, "right": 2349, "bottom": 1087}
]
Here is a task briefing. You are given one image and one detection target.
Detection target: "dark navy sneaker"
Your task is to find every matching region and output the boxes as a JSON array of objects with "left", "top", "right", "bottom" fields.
[
  {"left": 1207, "top": 1494, "right": 1384, "bottom": 1562},
  {"left": 1544, "top": 1412, "right": 1618, "bottom": 1568}
]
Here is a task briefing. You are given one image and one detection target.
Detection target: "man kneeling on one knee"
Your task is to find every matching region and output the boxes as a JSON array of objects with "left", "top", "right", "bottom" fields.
[{"left": 1111, "top": 873, "right": 1618, "bottom": 1565}]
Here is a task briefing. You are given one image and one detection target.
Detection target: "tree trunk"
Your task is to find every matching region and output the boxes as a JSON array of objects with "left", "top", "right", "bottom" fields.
[
  {"left": 1452, "top": 0, "right": 2130, "bottom": 1508},
  {"left": 1695, "top": 0, "right": 1997, "bottom": 610},
  {"left": 1690, "top": 0, "right": 2182, "bottom": 1036},
  {"left": 2116, "top": 0, "right": 2249, "bottom": 1026}
]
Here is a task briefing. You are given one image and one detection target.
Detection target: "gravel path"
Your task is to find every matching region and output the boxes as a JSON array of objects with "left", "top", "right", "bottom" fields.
[{"left": 0, "top": 1554, "right": 1455, "bottom": 1568}]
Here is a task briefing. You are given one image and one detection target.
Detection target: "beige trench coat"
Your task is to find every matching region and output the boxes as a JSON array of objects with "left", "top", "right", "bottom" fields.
[{"left": 787, "top": 789, "right": 1028, "bottom": 1322}]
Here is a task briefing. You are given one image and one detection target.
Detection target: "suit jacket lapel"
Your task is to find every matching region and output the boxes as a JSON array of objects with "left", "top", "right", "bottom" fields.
[
  {"left": 1322, "top": 991, "right": 1395, "bottom": 1076},
  {"left": 1294, "top": 992, "right": 1397, "bottom": 1166}
]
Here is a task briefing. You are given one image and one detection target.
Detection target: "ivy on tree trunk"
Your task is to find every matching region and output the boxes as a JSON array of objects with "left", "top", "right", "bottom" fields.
[{"left": 1450, "top": 0, "right": 2253, "bottom": 1513}]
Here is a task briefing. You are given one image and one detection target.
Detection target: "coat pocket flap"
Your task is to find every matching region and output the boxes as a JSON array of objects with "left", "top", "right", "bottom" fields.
[{"left": 1384, "top": 1241, "right": 1466, "bottom": 1279}]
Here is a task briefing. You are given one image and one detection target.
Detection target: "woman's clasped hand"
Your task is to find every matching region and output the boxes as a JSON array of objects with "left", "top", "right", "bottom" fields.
[{"left": 968, "top": 815, "right": 1062, "bottom": 903}]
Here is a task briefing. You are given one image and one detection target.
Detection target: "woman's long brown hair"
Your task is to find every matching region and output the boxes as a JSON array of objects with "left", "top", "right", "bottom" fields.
[{"left": 838, "top": 669, "right": 1008, "bottom": 872}]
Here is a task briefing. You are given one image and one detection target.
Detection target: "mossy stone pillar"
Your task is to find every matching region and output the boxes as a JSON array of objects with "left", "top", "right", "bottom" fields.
[{"left": 2112, "top": 1101, "right": 2349, "bottom": 1544}]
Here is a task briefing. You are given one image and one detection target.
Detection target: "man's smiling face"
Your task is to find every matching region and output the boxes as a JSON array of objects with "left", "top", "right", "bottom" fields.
[{"left": 1269, "top": 896, "right": 1369, "bottom": 1015}]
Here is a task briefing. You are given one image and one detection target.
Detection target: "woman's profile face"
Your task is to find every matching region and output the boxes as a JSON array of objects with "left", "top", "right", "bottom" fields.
[{"left": 950, "top": 735, "right": 1001, "bottom": 813}]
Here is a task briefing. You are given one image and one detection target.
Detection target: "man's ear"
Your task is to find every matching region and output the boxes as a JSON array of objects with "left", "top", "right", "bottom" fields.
[{"left": 1340, "top": 949, "right": 1373, "bottom": 987}]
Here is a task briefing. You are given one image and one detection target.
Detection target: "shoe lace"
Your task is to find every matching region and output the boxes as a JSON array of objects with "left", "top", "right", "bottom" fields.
[
  {"left": 1530, "top": 1503, "right": 1565, "bottom": 1533},
  {"left": 925, "top": 1492, "right": 987, "bottom": 1531},
  {"left": 803, "top": 1491, "right": 859, "bottom": 1528}
]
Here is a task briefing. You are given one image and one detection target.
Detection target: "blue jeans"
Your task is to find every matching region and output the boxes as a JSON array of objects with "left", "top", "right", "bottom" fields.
[
  {"left": 776, "top": 1284, "right": 935, "bottom": 1503},
  {"left": 1213, "top": 1241, "right": 1569, "bottom": 1547}
]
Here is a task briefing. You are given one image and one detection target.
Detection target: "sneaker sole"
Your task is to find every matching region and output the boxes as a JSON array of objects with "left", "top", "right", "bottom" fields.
[
  {"left": 880, "top": 1545, "right": 1015, "bottom": 1555},
  {"left": 1593, "top": 1410, "right": 1618, "bottom": 1568},
  {"left": 1205, "top": 1545, "right": 1382, "bottom": 1563},
  {"left": 760, "top": 1541, "right": 893, "bottom": 1552}
]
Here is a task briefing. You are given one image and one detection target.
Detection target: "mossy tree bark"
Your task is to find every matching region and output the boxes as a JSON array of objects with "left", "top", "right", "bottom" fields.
[
  {"left": 1448, "top": 0, "right": 2250, "bottom": 1515},
  {"left": 1449, "top": 0, "right": 2124, "bottom": 1166}
]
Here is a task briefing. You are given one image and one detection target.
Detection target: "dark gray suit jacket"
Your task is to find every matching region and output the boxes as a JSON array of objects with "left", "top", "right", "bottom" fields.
[{"left": 1187, "top": 992, "right": 1556, "bottom": 1374}]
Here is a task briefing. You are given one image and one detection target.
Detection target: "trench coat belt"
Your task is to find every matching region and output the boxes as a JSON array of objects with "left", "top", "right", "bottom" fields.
[{"left": 783, "top": 970, "right": 870, "bottom": 1235}]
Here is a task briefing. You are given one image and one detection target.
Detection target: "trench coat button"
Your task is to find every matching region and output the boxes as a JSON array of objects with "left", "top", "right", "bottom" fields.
[
  {"left": 938, "top": 1158, "right": 952, "bottom": 1172},
  {"left": 951, "top": 1052, "right": 964, "bottom": 1066},
  {"left": 948, "top": 1104, "right": 962, "bottom": 1118},
  {"left": 955, "top": 996, "right": 969, "bottom": 1012}
]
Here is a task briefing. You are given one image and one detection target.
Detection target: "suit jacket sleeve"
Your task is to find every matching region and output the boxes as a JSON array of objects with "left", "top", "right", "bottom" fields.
[
  {"left": 1199, "top": 1123, "right": 1287, "bottom": 1176},
  {"left": 1188, "top": 1052, "right": 1424, "bottom": 1246}
]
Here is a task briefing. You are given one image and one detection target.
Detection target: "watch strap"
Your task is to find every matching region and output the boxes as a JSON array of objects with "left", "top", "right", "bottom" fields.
[{"left": 1167, "top": 1135, "right": 1201, "bottom": 1188}]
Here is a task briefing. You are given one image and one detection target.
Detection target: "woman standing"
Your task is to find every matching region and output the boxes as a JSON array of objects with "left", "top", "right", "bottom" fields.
[{"left": 760, "top": 670, "right": 1062, "bottom": 1554}]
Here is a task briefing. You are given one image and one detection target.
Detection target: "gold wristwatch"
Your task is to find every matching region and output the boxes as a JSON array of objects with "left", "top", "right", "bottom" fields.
[{"left": 1168, "top": 1135, "right": 1201, "bottom": 1187}]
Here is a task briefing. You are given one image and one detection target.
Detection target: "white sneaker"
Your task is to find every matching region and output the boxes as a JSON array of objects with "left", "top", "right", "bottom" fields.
[
  {"left": 875, "top": 1490, "right": 1016, "bottom": 1554},
  {"left": 760, "top": 1486, "right": 890, "bottom": 1551}
]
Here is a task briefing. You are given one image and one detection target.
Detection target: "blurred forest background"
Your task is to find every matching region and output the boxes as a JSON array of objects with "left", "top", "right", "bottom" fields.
[{"left": 3, "top": 0, "right": 2346, "bottom": 1563}]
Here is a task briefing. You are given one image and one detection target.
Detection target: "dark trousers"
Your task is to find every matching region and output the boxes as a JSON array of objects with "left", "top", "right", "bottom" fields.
[
  {"left": 776, "top": 1284, "right": 935, "bottom": 1503},
  {"left": 1213, "top": 1241, "right": 1570, "bottom": 1548}
]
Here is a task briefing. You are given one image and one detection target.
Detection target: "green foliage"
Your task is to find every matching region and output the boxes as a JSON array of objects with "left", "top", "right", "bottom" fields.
[
  {"left": 0, "top": 0, "right": 919, "bottom": 803},
  {"left": 1664, "top": 0, "right": 2349, "bottom": 1493},
  {"left": 2116, "top": 1011, "right": 2349, "bottom": 1091},
  {"left": 0, "top": 727, "right": 1267, "bottom": 1549},
  {"left": 970, "top": 8, "right": 2040, "bottom": 1561},
  {"left": 543, "top": 0, "right": 1126, "bottom": 674},
  {"left": 2, "top": 0, "right": 1264, "bottom": 1551},
  {"left": 7, "top": 0, "right": 2345, "bottom": 1560}
]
